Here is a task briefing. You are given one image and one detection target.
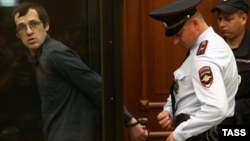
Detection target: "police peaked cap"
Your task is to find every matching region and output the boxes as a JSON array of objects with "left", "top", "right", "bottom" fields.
[
  {"left": 211, "top": 0, "right": 249, "bottom": 14},
  {"left": 148, "top": 0, "right": 202, "bottom": 36}
]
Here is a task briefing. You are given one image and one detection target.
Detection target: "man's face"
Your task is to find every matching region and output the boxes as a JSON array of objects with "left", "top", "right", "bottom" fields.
[
  {"left": 14, "top": 8, "right": 49, "bottom": 56},
  {"left": 216, "top": 11, "right": 247, "bottom": 40},
  {"left": 171, "top": 19, "right": 197, "bottom": 49}
]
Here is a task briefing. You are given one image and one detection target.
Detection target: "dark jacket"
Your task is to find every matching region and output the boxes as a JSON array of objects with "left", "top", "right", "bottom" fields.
[
  {"left": 33, "top": 35, "right": 133, "bottom": 141},
  {"left": 233, "top": 30, "right": 250, "bottom": 124},
  {"left": 35, "top": 35, "right": 102, "bottom": 141}
]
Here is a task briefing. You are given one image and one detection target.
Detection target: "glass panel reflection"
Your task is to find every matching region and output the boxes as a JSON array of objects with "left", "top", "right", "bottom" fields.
[{"left": 0, "top": 0, "right": 100, "bottom": 140}]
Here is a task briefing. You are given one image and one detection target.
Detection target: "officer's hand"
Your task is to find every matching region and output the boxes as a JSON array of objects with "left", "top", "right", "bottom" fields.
[{"left": 157, "top": 110, "right": 173, "bottom": 130}]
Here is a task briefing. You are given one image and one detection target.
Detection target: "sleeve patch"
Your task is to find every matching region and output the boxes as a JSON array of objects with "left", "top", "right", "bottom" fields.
[
  {"left": 196, "top": 40, "right": 208, "bottom": 56},
  {"left": 199, "top": 66, "right": 213, "bottom": 88}
]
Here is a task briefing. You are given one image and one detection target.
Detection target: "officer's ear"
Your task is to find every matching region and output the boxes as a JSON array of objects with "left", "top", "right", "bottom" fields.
[
  {"left": 192, "top": 18, "right": 198, "bottom": 25},
  {"left": 188, "top": 18, "right": 199, "bottom": 29},
  {"left": 241, "top": 13, "right": 248, "bottom": 25},
  {"left": 187, "top": 17, "right": 202, "bottom": 36}
]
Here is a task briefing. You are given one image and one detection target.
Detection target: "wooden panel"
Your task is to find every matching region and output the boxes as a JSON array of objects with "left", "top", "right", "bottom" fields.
[{"left": 102, "top": 0, "right": 124, "bottom": 139}]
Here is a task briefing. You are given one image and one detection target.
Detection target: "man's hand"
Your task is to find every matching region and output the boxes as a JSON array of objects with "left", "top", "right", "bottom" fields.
[
  {"left": 127, "top": 117, "right": 148, "bottom": 141},
  {"left": 157, "top": 110, "right": 173, "bottom": 130}
]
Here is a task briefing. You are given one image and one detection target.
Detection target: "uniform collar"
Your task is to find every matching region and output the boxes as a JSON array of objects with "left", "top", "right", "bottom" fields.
[{"left": 190, "top": 26, "right": 213, "bottom": 53}]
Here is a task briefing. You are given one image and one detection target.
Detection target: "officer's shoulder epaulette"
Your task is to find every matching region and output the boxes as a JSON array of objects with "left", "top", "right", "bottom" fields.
[{"left": 196, "top": 40, "right": 208, "bottom": 56}]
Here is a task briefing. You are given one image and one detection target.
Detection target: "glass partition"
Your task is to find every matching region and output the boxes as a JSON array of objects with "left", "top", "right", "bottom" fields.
[{"left": 0, "top": 0, "right": 102, "bottom": 140}]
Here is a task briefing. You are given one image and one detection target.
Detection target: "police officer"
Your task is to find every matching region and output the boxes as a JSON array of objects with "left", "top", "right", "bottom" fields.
[
  {"left": 148, "top": 0, "right": 238, "bottom": 141},
  {"left": 211, "top": 0, "right": 250, "bottom": 125}
]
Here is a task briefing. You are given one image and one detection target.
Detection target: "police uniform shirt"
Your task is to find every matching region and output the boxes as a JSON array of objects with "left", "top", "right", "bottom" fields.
[{"left": 163, "top": 27, "right": 238, "bottom": 140}]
